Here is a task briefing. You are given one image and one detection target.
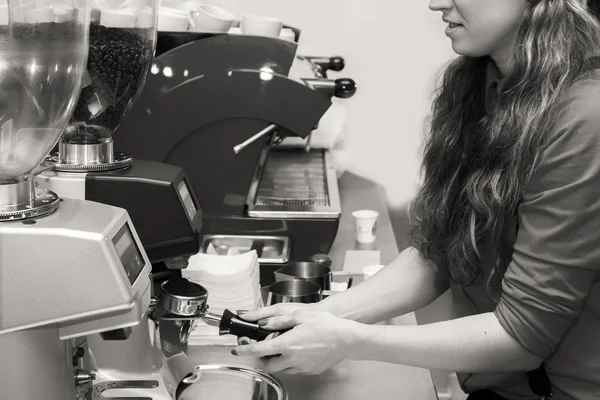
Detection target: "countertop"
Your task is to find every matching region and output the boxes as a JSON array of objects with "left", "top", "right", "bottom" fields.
[{"left": 185, "top": 171, "right": 438, "bottom": 400}]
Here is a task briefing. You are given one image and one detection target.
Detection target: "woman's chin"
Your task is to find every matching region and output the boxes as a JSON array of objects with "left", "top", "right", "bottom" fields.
[{"left": 450, "top": 42, "right": 487, "bottom": 58}]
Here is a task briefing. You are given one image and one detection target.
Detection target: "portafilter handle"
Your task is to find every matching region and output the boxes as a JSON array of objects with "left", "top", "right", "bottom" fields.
[
  {"left": 168, "top": 308, "right": 286, "bottom": 344},
  {"left": 219, "top": 309, "right": 289, "bottom": 341}
]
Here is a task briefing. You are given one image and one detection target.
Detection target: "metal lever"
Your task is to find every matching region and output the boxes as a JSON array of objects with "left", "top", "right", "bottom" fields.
[{"left": 233, "top": 124, "right": 278, "bottom": 154}]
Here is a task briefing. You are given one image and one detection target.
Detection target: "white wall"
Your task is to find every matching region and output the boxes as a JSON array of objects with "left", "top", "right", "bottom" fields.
[{"left": 204, "top": 0, "right": 455, "bottom": 209}]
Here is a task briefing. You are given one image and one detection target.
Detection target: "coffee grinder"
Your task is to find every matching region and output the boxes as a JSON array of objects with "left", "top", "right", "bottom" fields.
[
  {"left": 24, "top": 2, "right": 199, "bottom": 398},
  {"left": 35, "top": 0, "right": 203, "bottom": 278},
  {"left": 0, "top": 2, "right": 153, "bottom": 399}
]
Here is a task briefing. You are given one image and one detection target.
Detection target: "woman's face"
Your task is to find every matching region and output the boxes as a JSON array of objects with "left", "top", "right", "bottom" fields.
[{"left": 429, "top": 0, "right": 529, "bottom": 67}]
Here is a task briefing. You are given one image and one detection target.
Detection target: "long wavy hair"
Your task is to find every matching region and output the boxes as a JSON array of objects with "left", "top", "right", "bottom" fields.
[{"left": 409, "top": 0, "right": 600, "bottom": 297}]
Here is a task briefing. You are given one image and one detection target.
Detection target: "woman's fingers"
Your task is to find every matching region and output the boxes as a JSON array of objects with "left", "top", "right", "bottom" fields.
[
  {"left": 237, "top": 336, "right": 256, "bottom": 346},
  {"left": 261, "top": 355, "right": 292, "bottom": 373},
  {"left": 233, "top": 336, "right": 284, "bottom": 358},
  {"left": 236, "top": 305, "right": 284, "bottom": 321},
  {"left": 258, "top": 310, "right": 306, "bottom": 331}
]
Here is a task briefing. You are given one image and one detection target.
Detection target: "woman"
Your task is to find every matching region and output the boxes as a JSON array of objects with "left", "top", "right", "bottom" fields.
[{"left": 232, "top": 1, "right": 600, "bottom": 399}]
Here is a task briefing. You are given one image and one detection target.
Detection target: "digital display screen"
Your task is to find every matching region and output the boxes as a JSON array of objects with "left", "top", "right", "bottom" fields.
[
  {"left": 112, "top": 223, "right": 145, "bottom": 286},
  {"left": 178, "top": 180, "right": 198, "bottom": 221}
]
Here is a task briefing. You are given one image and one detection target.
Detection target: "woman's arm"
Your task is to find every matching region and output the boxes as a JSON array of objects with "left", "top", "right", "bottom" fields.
[
  {"left": 239, "top": 247, "right": 448, "bottom": 326},
  {"left": 350, "top": 312, "right": 542, "bottom": 372},
  {"left": 233, "top": 310, "right": 542, "bottom": 374},
  {"left": 314, "top": 247, "right": 449, "bottom": 324}
]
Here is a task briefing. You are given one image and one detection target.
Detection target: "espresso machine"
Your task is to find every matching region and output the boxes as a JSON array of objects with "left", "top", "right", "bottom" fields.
[
  {"left": 115, "top": 32, "right": 357, "bottom": 284},
  {"left": 0, "top": 3, "right": 153, "bottom": 399}
]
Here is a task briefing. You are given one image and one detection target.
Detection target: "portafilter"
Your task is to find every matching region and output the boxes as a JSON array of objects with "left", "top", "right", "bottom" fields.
[{"left": 152, "top": 277, "right": 283, "bottom": 343}]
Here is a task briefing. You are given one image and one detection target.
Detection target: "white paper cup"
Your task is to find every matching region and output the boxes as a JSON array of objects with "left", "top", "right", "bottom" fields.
[
  {"left": 352, "top": 209, "right": 379, "bottom": 243},
  {"left": 191, "top": 4, "right": 235, "bottom": 33},
  {"left": 363, "top": 264, "right": 385, "bottom": 280},
  {"left": 241, "top": 14, "right": 282, "bottom": 38}
]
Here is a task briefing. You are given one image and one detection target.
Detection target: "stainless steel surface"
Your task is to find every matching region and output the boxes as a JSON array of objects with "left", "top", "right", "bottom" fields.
[
  {"left": 310, "top": 253, "right": 333, "bottom": 267},
  {"left": 294, "top": 56, "right": 325, "bottom": 78},
  {"left": 59, "top": 140, "right": 114, "bottom": 164},
  {"left": 274, "top": 262, "right": 353, "bottom": 291},
  {"left": 262, "top": 280, "right": 323, "bottom": 305},
  {"left": 247, "top": 149, "right": 341, "bottom": 219},
  {"left": 36, "top": 169, "right": 87, "bottom": 199},
  {"left": 180, "top": 320, "right": 195, "bottom": 343},
  {"left": 86, "top": 313, "right": 194, "bottom": 400},
  {"left": 158, "top": 280, "right": 209, "bottom": 317},
  {"left": 178, "top": 364, "right": 287, "bottom": 400},
  {"left": 202, "top": 312, "right": 222, "bottom": 326},
  {"left": 91, "top": 380, "right": 159, "bottom": 400},
  {"left": 0, "top": 199, "right": 152, "bottom": 339},
  {"left": 0, "top": 327, "right": 76, "bottom": 400},
  {"left": 200, "top": 234, "right": 290, "bottom": 264},
  {"left": 233, "top": 124, "right": 278, "bottom": 154},
  {"left": 300, "top": 78, "right": 335, "bottom": 93},
  {"left": 74, "top": 369, "right": 96, "bottom": 386},
  {"left": 0, "top": 178, "right": 60, "bottom": 220},
  {"left": 48, "top": 141, "right": 133, "bottom": 172}
]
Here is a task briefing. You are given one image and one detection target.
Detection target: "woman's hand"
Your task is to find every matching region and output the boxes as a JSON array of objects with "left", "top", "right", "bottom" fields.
[
  {"left": 232, "top": 309, "right": 365, "bottom": 375},
  {"left": 236, "top": 303, "right": 315, "bottom": 345}
]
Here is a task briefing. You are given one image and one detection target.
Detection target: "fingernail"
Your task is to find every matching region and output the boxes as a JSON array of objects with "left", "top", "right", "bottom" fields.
[
  {"left": 258, "top": 319, "right": 268, "bottom": 326},
  {"left": 231, "top": 349, "right": 238, "bottom": 356},
  {"left": 237, "top": 310, "right": 249, "bottom": 316}
]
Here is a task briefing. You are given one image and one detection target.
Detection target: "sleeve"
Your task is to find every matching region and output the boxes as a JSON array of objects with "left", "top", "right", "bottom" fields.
[{"left": 493, "top": 80, "right": 600, "bottom": 358}]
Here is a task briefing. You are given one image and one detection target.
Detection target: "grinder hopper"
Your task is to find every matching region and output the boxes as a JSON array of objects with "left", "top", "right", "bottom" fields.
[{"left": 0, "top": 0, "right": 89, "bottom": 220}]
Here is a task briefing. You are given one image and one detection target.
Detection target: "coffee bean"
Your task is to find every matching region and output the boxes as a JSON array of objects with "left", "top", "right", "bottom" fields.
[{"left": 70, "top": 23, "right": 154, "bottom": 138}]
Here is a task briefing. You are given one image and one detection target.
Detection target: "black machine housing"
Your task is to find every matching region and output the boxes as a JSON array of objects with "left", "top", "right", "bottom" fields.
[
  {"left": 85, "top": 159, "right": 203, "bottom": 271},
  {"left": 116, "top": 32, "right": 356, "bottom": 263}
]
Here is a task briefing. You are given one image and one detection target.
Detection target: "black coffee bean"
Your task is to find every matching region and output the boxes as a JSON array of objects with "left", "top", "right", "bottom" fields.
[{"left": 70, "top": 23, "right": 154, "bottom": 134}]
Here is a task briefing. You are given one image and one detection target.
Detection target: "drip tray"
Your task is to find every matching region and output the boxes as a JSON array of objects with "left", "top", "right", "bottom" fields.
[
  {"left": 200, "top": 235, "right": 290, "bottom": 264},
  {"left": 246, "top": 149, "right": 341, "bottom": 219}
]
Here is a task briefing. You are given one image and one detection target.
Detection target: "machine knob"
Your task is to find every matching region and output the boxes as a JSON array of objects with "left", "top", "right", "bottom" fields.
[
  {"left": 334, "top": 78, "right": 357, "bottom": 99},
  {"left": 328, "top": 56, "right": 345, "bottom": 72},
  {"left": 303, "top": 56, "right": 346, "bottom": 77}
]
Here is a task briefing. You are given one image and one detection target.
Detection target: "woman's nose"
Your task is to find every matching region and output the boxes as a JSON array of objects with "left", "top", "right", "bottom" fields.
[{"left": 428, "top": 0, "right": 453, "bottom": 12}]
